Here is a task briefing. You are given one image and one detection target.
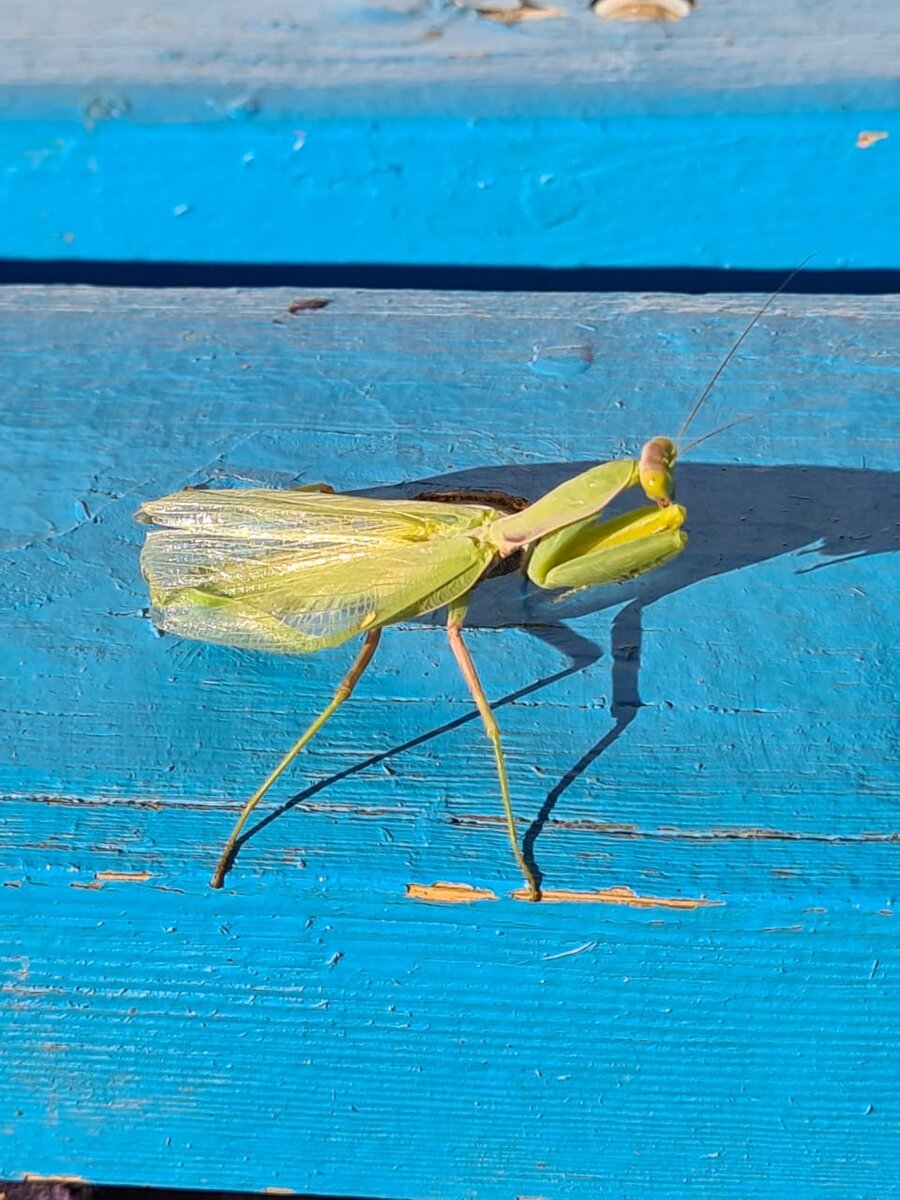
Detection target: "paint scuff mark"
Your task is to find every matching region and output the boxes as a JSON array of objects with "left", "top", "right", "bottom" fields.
[
  {"left": 406, "top": 881, "right": 498, "bottom": 903},
  {"left": 512, "top": 885, "right": 722, "bottom": 908}
]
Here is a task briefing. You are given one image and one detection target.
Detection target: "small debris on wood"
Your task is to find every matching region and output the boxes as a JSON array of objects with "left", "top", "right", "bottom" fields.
[{"left": 287, "top": 297, "right": 331, "bottom": 313}]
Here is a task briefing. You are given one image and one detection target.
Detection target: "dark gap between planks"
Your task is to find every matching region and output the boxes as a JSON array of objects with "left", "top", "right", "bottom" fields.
[
  {"left": 1, "top": 260, "right": 899, "bottom": 295},
  {"left": 0, "top": 1184, "right": 401, "bottom": 1200}
]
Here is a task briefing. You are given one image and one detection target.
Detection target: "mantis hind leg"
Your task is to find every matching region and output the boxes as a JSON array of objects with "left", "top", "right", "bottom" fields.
[
  {"left": 210, "top": 629, "right": 381, "bottom": 888},
  {"left": 446, "top": 596, "right": 540, "bottom": 901}
]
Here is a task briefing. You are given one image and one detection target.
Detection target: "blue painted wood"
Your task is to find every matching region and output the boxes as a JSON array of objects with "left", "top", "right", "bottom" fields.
[
  {"left": 1, "top": 287, "right": 898, "bottom": 1196},
  {"left": 2, "top": 1, "right": 899, "bottom": 269}
]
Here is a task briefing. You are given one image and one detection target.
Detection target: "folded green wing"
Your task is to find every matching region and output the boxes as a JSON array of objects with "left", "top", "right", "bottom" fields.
[{"left": 137, "top": 488, "right": 500, "bottom": 654}]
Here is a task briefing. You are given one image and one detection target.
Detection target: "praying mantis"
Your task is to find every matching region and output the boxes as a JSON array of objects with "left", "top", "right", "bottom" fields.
[{"left": 136, "top": 280, "right": 799, "bottom": 899}]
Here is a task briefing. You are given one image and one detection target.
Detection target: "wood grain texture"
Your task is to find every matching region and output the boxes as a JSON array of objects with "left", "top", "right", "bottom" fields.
[
  {"left": 2, "top": 1, "right": 898, "bottom": 268},
  {"left": 1, "top": 286, "right": 899, "bottom": 1196}
]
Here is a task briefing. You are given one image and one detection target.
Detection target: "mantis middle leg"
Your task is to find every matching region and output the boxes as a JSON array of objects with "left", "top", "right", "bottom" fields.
[
  {"left": 447, "top": 595, "right": 540, "bottom": 901},
  {"left": 210, "top": 629, "right": 382, "bottom": 888}
]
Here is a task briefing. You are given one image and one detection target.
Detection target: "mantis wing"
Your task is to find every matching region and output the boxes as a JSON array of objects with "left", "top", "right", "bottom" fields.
[{"left": 137, "top": 489, "right": 500, "bottom": 654}]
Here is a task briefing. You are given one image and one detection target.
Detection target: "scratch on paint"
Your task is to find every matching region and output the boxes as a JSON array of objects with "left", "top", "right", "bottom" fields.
[
  {"left": 543, "top": 940, "right": 599, "bottom": 961},
  {"left": 406, "top": 881, "right": 498, "bottom": 903},
  {"left": 512, "top": 885, "right": 722, "bottom": 908},
  {"left": 450, "top": 814, "right": 899, "bottom": 844}
]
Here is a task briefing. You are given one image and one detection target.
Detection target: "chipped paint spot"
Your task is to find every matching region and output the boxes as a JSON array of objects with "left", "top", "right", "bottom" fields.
[
  {"left": 512, "top": 885, "right": 722, "bottom": 908},
  {"left": 94, "top": 870, "right": 152, "bottom": 883},
  {"left": 856, "top": 130, "right": 890, "bottom": 149},
  {"left": 24, "top": 1174, "right": 90, "bottom": 1185},
  {"left": 263, "top": 1189, "right": 298, "bottom": 1195},
  {"left": 406, "top": 881, "right": 498, "bottom": 903},
  {"left": 476, "top": 3, "right": 564, "bottom": 22},
  {"left": 593, "top": 0, "right": 693, "bottom": 18}
]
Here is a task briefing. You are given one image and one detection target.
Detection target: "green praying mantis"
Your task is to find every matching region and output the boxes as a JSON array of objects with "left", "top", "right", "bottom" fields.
[{"left": 136, "top": 280, "right": 800, "bottom": 899}]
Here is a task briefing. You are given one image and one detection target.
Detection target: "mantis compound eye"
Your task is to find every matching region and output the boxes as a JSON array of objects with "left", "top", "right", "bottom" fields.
[{"left": 639, "top": 467, "right": 675, "bottom": 505}]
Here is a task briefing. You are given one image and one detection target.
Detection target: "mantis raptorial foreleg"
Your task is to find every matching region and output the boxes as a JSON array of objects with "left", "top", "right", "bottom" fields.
[
  {"left": 446, "top": 595, "right": 540, "bottom": 901},
  {"left": 527, "top": 503, "right": 687, "bottom": 592},
  {"left": 210, "top": 629, "right": 382, "bottom": 888}
]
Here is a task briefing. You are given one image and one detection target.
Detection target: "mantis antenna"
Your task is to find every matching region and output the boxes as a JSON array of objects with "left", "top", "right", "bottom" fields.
[
  {"left": 676, "top": 253, "right": 817, "bottom": 446},
  {"left": 678, "top": 408, "right": 786, "bottom": 458}
]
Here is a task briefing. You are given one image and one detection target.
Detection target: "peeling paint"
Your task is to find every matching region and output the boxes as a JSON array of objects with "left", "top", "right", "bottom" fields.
[
  {"left": 511, "top": 886, "right": 723, "bottom": 908},
  {"left": 406, "top": 881, "right": 498, "bottom": 903}
]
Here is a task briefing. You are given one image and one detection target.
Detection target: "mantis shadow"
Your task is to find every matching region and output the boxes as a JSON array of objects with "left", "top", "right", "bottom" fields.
[{"left": 236, "top": 461, "right": 900, "bottom": 891}]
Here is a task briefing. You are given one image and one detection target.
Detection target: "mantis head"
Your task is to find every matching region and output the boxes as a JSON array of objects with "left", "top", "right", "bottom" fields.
[{"left": 638, "top": 436, "right": 677, "bottom": 506}]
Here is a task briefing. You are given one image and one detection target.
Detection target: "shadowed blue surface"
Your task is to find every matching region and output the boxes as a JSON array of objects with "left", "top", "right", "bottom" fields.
[{"left": 1, "top": 287, "right": 899, "bottom": 1197}]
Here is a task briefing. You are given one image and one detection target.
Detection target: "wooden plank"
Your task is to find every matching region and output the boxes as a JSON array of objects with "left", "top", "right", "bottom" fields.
[
  {"left": 1, "top": 286, "right": 899, "bottom": 1197},
  {"left": 2, "top": 1, "right": 898, "bottom": 268}
]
